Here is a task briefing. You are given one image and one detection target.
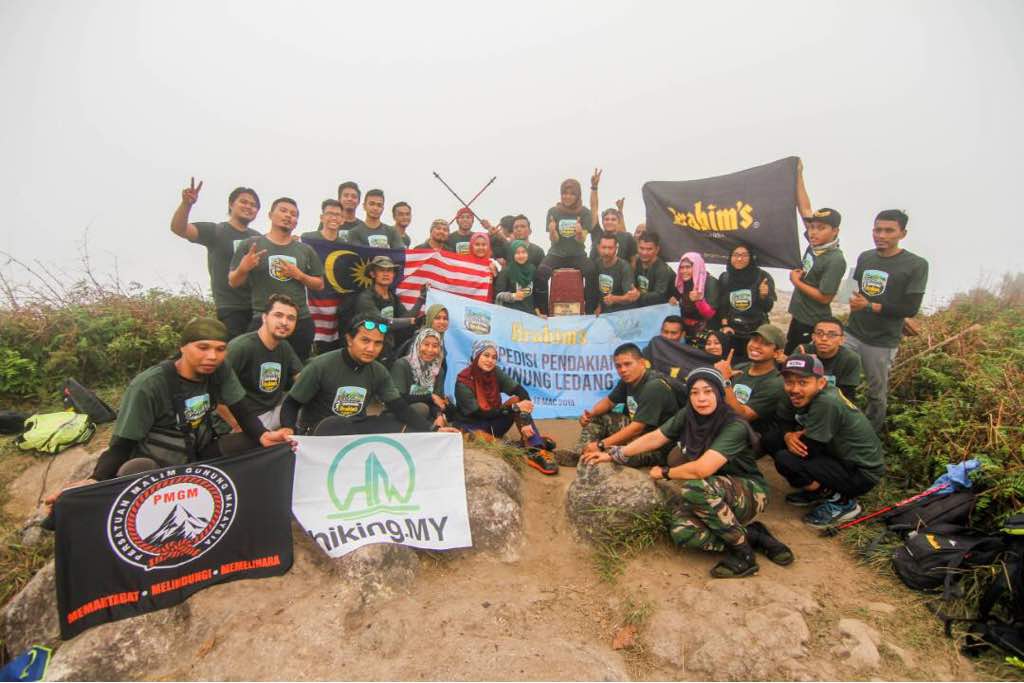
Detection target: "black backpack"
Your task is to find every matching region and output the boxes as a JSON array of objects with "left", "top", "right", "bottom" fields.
[
  {"left": 892, "top": 523, "right": 1005, "bottom": 597},
  {"left": 62, "top": 378, "right": 117, "bottom": 424},
  {"left": 882, "top": 490, "right": 978, "bottom": 533}
]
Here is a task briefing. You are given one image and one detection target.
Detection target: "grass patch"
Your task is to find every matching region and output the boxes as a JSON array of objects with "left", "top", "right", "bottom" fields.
[
  {"left": 465, "top": 435, "right": 526, "bottom": 473},
  {"left": 588, "top": 506, "right": 672, "bottom": 583}
]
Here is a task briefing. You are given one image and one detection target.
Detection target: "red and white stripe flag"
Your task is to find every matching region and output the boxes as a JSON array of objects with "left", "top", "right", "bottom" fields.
[{"left": 396, "top": 249, "right": 493, "bottom": 308}]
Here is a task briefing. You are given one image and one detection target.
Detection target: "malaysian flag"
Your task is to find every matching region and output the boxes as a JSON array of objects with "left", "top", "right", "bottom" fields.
[{"left": 304, "top": 240, "right": 493, "bottom": 342}]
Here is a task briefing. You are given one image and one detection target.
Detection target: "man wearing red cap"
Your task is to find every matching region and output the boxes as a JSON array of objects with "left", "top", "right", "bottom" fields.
[{"left": 446, "top": 208, "right": 478, "bottom": 255}]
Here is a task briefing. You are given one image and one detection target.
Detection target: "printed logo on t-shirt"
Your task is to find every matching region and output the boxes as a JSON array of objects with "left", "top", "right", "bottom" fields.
[
  {"left": 338, "top": 230, "right": 349, "bottom": 242},
  {"left": 598, "top": 273, "right": 614, "bottom": 295},
  {"left": 332, "top": 386, "right": 368, "bottom": 417},
  {"left": 861, "top": 269, "right": 889, "bottom": 297},
  {"left": 733, "top": 384, "right": 752, "bottom": 405},
  {"left": 269, "top": 254, "right": 298, "bottom": 282},
  {"left": 368, "top": 233, "right": 389, "bottom": 249},
  {"left": 380, "top": 305, "right": 394, "bottom": 319},
  {"left": 825, "top": 374, "right": 837, "bottom": 388},
  {"left": 259, "top": 362, "right": 282, "bottom": 393},
  {"left": 795, "top": 413, "right": 807, "bottom": 426},
  {"left": 232, "top": 239, "right": 245, "bottom": 255},
  {"left": 802, "top": 252, "right": 814, "bottom": 274},
  {"left": 626, "top": 396, "right": 639, "bottom": 418},
  {"left": 730, "top": 289, "right": 753, "bottom": 312},
  {"left": 183, "top": 393, "right": 211, "bottom": 427},
  {"left": 410, "top": 383, "right": 431, "bottom": 396},
  {"left": 557, "top": 219, "right": 578, "bottom": 238},
  {"left": 637, "top": 275, "right": 649, "bottom": 293},
  {"left": 515, "top": 282, "right": 533, "bottom": 297}
]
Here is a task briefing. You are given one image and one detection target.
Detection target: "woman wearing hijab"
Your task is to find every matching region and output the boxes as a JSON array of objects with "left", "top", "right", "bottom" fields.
[
  {"left": 675, "top": 252, "right": 719, "bottom": 340},
  {"left": 701, "top": 329, "right": 731, "bottom": 361},
  {"left": 424, "top": 305, "right": 449, "bottom": 336},
  {"left": 602, "top": 367, "right": 793, "bottom": 578},
  {"left": 537, "top": 178, "right": 600, "bottom": 313},
  {"left": 717, "top": 244, "right": 776, "bottom": 364},
  {"left": 453, "top": 339, "right": 559, "bottom": 475},
  {"left": 493, "top": 240, "right": 540, "bottom": 315},
  {"left": 390, "top": 328, "right": 449, "bottom": 424}
]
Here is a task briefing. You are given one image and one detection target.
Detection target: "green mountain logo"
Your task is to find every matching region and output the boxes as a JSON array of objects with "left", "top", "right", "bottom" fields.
[{"left": 326, "top": 436, "right": 419, "bottom": 520}]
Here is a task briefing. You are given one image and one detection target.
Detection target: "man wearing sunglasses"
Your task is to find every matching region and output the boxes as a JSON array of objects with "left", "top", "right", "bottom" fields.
[
  {"left": 797, "top": 317, "right": 862, "bottom": 402},
  {"left": 279, "top": 314, "right": 453, "bottom": 435}
]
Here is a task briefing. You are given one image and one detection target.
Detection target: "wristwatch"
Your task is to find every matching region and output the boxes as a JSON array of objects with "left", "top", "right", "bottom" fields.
[
  {"left": 723, "top": 379, "right": 732, "bottom": 388},
  {"left": 597, "top": 440, "right": 606, "bottom": 451},
  {"left": 660, "top": 466, "right": 671, "bottom": 480}
]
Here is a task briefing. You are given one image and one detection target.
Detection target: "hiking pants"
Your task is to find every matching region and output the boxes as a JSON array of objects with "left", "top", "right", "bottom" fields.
[
  {"left": 665, "top": 475, "right": 768, "bottom": 552},
  {"left": 309, "top": 414, "right": 405, "bottom": 436},
  {"left": 453, "top": 413, "right": 544, "bottom": 449},
  {"left": 574, "top": 412, "right": 669, "bottom": 467},
  {"left": 771, "top": 445, "right": 878, "bottom": 499},
  {"left": 843, "top": 332, "right": 898, "bottom": 432},
  {"left": 785, "top": 318, "right": 815, "bottom": 354},
  {"left": 537, "top": 253, "right": 599, "bottom": 313},
  {"left": 217, "top": 308, "right": 253, "bottom": 341}
]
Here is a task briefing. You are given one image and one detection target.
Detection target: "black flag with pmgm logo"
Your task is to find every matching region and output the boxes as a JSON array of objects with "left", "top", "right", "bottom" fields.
[
  {"left": 54, "top": 444, "right": 294, "bottom": 640},
  {"left": 642, "top": 156, "right": 802, "bottom": 269}
]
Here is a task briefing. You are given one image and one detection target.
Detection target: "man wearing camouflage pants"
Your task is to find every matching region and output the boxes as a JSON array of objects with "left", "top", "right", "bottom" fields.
[{"left": 572, "top": 344, "right": 679, "bottom": 468}]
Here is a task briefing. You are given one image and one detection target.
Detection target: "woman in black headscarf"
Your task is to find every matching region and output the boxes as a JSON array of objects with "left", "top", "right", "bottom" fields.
[
  {"left": 716, "top": 244, "right": 776, "bottom": 363},
  {"left": 601, "top": 367, "right": 792, "bottom": 578}
]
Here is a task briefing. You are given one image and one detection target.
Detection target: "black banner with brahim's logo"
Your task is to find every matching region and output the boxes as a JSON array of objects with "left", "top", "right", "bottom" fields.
[
  {"left": 642, "top": 156, "right": 801, "bottom": 268},
  {"left": 54, "top": 445, "right": 294, "bottom": 639}
]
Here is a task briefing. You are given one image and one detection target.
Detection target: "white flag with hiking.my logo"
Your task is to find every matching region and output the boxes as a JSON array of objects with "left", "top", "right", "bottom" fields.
[{"left": 291, "top": 433, "right": 473, "bottom": 558}]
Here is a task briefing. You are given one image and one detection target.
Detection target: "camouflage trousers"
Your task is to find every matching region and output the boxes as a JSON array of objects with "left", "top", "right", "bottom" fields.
[
  {"left": 574, "top": 412, "right": 668, "bottom": 468},
  {"left": 666, "top": 476, "right": 768, "bottom": 553}
]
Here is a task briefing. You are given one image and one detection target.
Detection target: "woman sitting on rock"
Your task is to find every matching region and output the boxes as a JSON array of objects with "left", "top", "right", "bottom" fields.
[
  {"left": 390, "top": 328, "right": 449, "bottom": 425},
  {"left": 452, "top": 339, "right": 559, "bottom": 476},
  {"left": 603, "top": 367, "right": 792, "bottom": 578}
]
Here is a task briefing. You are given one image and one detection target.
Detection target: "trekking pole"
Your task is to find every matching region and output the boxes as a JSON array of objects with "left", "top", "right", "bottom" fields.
[
  {"left": 432, "top": 172, "right": 497, "bottom": 225},
  {"left": 821, "top": 484, "right": 949, "bottom": 537}
]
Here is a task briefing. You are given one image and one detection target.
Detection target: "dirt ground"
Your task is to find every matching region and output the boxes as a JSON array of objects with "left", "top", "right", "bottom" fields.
[{"left": 5, "top": 419, "right": 979, "bottom": 681}]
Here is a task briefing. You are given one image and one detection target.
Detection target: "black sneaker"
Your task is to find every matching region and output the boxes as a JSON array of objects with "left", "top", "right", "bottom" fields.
[
  {"left": 746, "top": 521, "right": 794, "bottom": 566},
  {"left": 784, "top": 488, "right": 836, "bottom": 507},
  {"left": 710, "top": 542, "right": 759, "bottom": 579}
]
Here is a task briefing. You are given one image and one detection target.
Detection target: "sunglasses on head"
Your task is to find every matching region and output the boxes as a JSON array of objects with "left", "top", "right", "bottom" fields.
[{"left": 355, "top": 320, "right": 389, "bottom": 334}]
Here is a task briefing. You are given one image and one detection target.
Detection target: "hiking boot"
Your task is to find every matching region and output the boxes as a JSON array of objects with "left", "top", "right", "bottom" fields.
[
  {"left": 746, "top": 521, "right": 794, "bottom": 566},
  {"left": 541, "top": 436, "right": 557, "bottom": 451},
  {"left": 466, "top": 431, "right": 496, "bottom": 445},
  {"left": 803, "top": 498, "right": 862, "bottom": 529},
  {"left": 784, "top": 487, "right": 836, "bottom": 507},
  {"left": 710, "top": 541, "right": 759, "bottom": 579},
  {"left": 526, "top": 449, "right": 559, "bottom": 475},
  {"left": 553, "top": 448, "right": 580, "bottom": 467}
]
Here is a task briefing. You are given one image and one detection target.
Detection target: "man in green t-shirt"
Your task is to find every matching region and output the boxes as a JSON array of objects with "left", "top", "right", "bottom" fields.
[
  {"left": 507, "top": 215, "right": 546, "bottom": 266},
  {"left": 222, "top": 294, "right": 304, "bottom": 431},
  {"left": 300, "top": 199, "right": 346, "bottom": 244},
  {"left": 336, "top": 181, "right": 368, "bottom": 242},
  {"left": 44, "top": 319, "right": 290, "bottom": 508},
  {"left": 799, "top": 317, "right": 862, "bottom": 402},
  {"left": 632, "top": 232, "right": 677, "bottom": 308},
  {"left": 594, "top": 234, "right": 639, "bottom": 314},
  {"left": 281, "top": 314, "right": 454, "bottom": 435},
  {"left": 448, "top": 208, "right": 503, "bottom": 255},
  {"left": 786, "top": 206, "right": 847, "bottom": 353},
  {"left": 715, "top": 324, "right": 786, "bottom": 438},
  {"left": 229, "top": 198, "right": 324, "bottom": 362},
  {"left": 392, "top": 201, "right": 413, "bottom": 247},
  {"left": 844, "top": 209, "right": 929, "bottom": 432},
  {"left": 170, "top": 178, "right": 261, "bottom": 339},
  {"left": 572, "top": 344, "right": 680, "bottom": 468},
  {"left": 348, "top": 189, "right": 405, "bottom": 249},
  {"left": 768, "top": 353, "right": 885, "bottom": 529}
]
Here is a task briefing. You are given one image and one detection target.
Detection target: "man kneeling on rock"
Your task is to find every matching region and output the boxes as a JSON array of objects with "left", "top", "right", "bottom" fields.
[
  {"left": 599, "top": 368, "right": 793, "bottom": 578},
  {"left": 44, "top": 318, "right": 291, "bottom": 510},
  {"left": 574, "top": 343, "right": 679, "bottom": 468},
  {"left": 281, "top": 314, "right": 456, "bottom": 435}
]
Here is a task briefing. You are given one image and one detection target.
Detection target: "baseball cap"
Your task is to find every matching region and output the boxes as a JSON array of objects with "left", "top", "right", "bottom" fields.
[
  {"left": 781, "top": 353, "right": 825, "bottom": 377},
  {"left": 752, "top": 323, "right": 785, "bottom": 350},
  {"left": 804, "top": 208, "right": 841, "bottom": 229},
  {"left": 455, "top": 207, "right": 475, "bottom": 219}
]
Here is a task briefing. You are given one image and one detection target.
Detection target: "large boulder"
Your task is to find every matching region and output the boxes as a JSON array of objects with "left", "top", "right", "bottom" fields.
[
  {"left": 565, "top": 462, "right": 665, "bottom": 542},
  {"left": 461, "top": 448, "right": 523, "bottom": 560},
  {"left": 46, "top": 603, "right": 190, "bottom": 681},
  {"left": 1, "top": 560, "right": 59, "bottom": 656}
]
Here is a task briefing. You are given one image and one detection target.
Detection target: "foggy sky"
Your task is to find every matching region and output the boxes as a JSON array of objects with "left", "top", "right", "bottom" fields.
[{"left": 2, "top": 0, "right": 1022, "bottom": 307}]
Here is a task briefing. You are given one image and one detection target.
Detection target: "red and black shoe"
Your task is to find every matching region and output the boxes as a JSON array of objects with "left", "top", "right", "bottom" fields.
[{"left": 526, "top": 449, "right": 559, "bottom": 475}]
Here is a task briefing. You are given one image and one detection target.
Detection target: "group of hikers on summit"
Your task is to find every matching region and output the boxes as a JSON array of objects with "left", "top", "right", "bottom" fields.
[{"left": 44, "top": 161, "right": 929, "bottom": 580}]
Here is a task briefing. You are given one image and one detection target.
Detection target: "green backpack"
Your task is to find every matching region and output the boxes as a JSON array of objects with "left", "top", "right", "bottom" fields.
[{"left": 15, "top": 412, "right": 95, "bottom": 454}]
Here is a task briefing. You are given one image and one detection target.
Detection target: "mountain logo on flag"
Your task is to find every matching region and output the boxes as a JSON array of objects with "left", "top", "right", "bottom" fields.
[
  {"left": 106, "top": 467, "right": 238, "bottom": 571},
  {"left": 326, "top": 436, "right": 419, "bottom": 521}
]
